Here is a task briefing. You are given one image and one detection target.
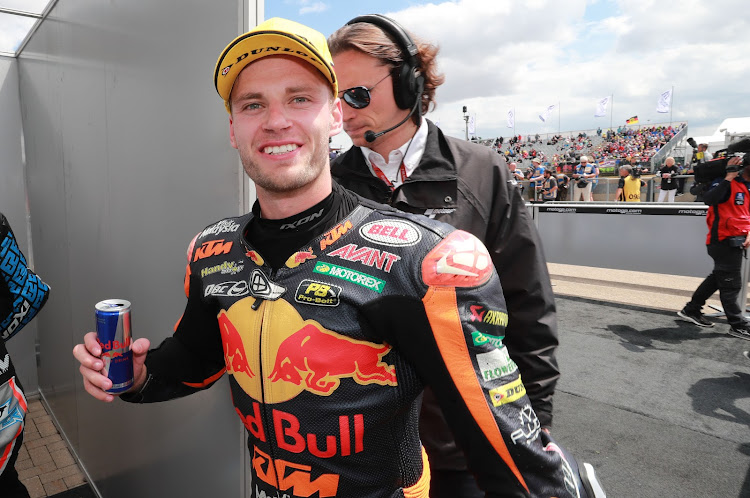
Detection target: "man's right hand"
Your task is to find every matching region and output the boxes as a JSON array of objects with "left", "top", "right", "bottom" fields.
[
  {"left": 72, "top": 332, "right": 150, "bottom": 402},
  {"left": 725, "top": 171, "right": 740, "bottom": 181}
]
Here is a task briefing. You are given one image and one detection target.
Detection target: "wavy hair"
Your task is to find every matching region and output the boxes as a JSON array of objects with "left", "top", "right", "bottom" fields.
[{"left": 328, "top": 21, "right": 445, "bottom": 119}]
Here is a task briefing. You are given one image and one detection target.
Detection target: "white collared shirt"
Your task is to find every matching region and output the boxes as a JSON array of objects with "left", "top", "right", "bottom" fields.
[{"left": 360, "top": 119, "right": 429, "bottom": 189}]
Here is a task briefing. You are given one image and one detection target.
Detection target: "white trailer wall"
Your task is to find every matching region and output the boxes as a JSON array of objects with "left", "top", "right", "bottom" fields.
[{"left": 15, "top": 1, "right": 256, "bottom": 496}]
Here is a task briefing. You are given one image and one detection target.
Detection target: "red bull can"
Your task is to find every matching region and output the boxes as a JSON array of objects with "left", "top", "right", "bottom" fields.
[{"left": 95, "top": 299, "right": 134, "bottom": 394}]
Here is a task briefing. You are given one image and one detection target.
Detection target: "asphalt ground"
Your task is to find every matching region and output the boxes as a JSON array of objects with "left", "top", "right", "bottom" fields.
[{"left": 552, "top": 295, "right": 750, "bottom": 498}]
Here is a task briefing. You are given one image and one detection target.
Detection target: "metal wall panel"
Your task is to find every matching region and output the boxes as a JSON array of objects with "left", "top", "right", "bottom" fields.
[
  {"left": 0, "top": 57, "right": 40, "bottom": 394},
  {"left": 536, "top": 203, "right": 712, "bottom": 277},
  {"left": 18, "top": 1, "right": 248, "bottom": 496}
]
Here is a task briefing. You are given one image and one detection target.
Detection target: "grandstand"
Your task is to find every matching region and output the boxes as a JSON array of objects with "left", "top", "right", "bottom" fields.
[{"left": 471, "top": 121, "right": 689, "bottom": 175}]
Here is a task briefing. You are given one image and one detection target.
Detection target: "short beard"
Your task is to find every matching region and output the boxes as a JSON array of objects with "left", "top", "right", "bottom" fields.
[{"left": 239, "top": 135, "right": 329, "bottom": 194}]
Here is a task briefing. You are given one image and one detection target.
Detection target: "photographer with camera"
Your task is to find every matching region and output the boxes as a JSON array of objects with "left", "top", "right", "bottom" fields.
[
  {"left": 572, "top": 155, "right": 597, "bottom": 202},
  {"left": 541, "top": 168, "right": 558, "bottom": 202},
  {"left": 678, "top": 155, "right": 750, "bottom": 339},
  {"left": 657, "top": 156, "right": 680, "bottom": 202},
  {"left": 614, "top": 164, "right": 646, "bottom": 202},
  {"left": 556, "top": 172, "right": 571, "bottom": 201}
]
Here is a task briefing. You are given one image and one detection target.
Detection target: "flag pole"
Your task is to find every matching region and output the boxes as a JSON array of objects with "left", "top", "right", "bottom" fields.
[
  {"left": 610, "top": 94, "right": 613, "bottom": 131},
  {"left": 558, "top": 101, "right": 561, "bottom": 134},
  {"left": 670, "top": 86, "right": 674, "bottom": 127}
]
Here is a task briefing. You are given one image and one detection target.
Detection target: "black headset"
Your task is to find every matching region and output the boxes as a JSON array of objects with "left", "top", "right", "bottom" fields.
[{"left": 346, "top": 14, "right": 425, "bottom": 112}]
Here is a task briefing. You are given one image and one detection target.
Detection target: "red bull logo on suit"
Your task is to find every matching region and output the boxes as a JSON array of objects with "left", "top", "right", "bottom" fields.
[{"left": 219, "top": 297, "right": 397, "bottom": 404}]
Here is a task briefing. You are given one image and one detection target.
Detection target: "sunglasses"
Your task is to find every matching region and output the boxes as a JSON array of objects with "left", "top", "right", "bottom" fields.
[{"left": 338, "top": 73, "right": 391, "bottom": 109}]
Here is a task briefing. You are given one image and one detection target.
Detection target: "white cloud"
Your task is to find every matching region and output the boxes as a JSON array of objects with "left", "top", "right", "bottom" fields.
[
  {"left": 373, "top": 0, "right": 750, "bottom": 140},
  {"left": 298, "top": 1, "right": 330, "bottom": 15}
]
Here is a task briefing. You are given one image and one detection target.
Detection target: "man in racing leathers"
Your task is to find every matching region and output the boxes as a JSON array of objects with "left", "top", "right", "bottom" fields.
[
  {"left": 73, "top": 18, "right": 602, "bottom": 498},
  {"left": 0, "top": 213, "right": 50, "bottom": 497}
]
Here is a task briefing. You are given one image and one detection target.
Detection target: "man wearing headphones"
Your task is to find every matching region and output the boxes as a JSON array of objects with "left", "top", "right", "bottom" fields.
[{"left": 328, "top": 16, "right": 561, "bottom": 497}]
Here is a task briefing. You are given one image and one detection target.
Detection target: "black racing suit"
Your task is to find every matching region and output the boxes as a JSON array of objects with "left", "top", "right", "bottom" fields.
[
  {"left": 0, "top": 213, "right": 50, "bottom": 495},
  {"left": 124, "top": 184, "right": 582, "bottom": 497}
]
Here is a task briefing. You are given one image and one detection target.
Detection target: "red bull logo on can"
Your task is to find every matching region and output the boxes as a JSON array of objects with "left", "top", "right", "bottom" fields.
[{"left": 221, "top": 297, "right": 397, "bottom": 404}]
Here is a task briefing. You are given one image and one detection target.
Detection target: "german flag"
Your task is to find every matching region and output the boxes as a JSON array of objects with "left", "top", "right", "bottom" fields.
[{"left": 626, "top": 116, "right": 639, "bottom": 125}]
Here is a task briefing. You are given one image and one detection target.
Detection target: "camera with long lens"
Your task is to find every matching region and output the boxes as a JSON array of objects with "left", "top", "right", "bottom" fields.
[{"left": 693, "top": 138, "right": 750, "bottom": 183}]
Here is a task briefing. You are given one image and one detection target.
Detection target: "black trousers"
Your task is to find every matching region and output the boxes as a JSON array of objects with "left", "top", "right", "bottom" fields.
[
  {"left": 0, "top": 431, "right": 30, "bottom": 498},
  {"left": 686, "top": 242, "right": 746, "bottom": 327},
  {"left": 430, "top": 469, "right": 483, "bottom": 498}
]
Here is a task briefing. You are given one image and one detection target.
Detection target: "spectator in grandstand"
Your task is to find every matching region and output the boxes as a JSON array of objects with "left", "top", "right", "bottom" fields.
[
  {"left": 572, "top": 155, "right": 597, "bottom": 201},
  {"left": 541, "top": 169, "right": 558, "bottom": 202},
  {"left": 556, "top": 173, "right": 570, "bottom": 201},
  {"left": 529, "top": 157, "right": 546, "bottom": 200},
  {"left": 328, "top": 16, "right": 560, "bottom": 496},
  {"left": 678, "top": 156, "right": 750, "bottom": 340},
  {"left": 657, "top": 156, "right": 679, "bottom": 202},
  {"left": 614, "top": 164, "right": 646, "bottom": 202}
]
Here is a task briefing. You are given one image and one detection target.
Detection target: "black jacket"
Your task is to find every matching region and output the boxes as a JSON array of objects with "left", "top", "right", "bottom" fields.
[{"left": 332, "top": 120, "right": 559, "bottom": 469}]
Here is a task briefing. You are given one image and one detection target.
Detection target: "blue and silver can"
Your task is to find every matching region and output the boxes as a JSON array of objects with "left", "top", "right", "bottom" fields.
[{"left": 95, "top": 299, "right": 134, "bottom": 394}]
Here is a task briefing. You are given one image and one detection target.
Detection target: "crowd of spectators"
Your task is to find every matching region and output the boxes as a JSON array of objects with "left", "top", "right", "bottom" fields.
[
  {"left": 480, "top": 123, "right": 685, "bottom": 177},
  {"left": 592, "top": 124, "right": 684, "bottom": 166}
]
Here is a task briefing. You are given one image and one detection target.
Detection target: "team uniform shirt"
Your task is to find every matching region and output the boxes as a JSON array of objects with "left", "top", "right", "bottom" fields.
[{"left": 124, "top": 184, "right": 579, "bottom": 498}]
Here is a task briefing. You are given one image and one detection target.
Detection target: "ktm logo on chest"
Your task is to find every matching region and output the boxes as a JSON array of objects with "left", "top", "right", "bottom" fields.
[{"left": 193, "top": 239, "right": 233, "bottom": 261}]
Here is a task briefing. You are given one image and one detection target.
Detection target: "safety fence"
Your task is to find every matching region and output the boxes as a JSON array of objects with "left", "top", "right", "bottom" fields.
[{"left": 516, "top": 174, "right": 701, "bottom": 203}]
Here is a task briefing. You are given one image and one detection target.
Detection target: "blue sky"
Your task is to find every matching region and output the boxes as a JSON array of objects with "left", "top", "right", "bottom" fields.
[
  {"left": 266, "top": 0, "right": 750, "bottom": 148},
  {"left": 266, "top": 1, "right": 424, "bottom": 37}
]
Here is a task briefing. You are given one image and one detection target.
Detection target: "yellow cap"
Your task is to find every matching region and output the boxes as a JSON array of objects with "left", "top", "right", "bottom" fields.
[{"left": 214, "top": 17, "right": 337, "bottom": 113}]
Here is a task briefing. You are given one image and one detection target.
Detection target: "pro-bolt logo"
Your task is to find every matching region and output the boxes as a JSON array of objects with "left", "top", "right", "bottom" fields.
[{"left": 295, "top": 280, "right": 341, "bottom": 307}]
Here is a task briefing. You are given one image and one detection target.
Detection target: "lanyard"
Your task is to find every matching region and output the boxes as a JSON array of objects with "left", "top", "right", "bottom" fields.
[{"left": 372, "top": 162, "right": 407, "bottom": 191}]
